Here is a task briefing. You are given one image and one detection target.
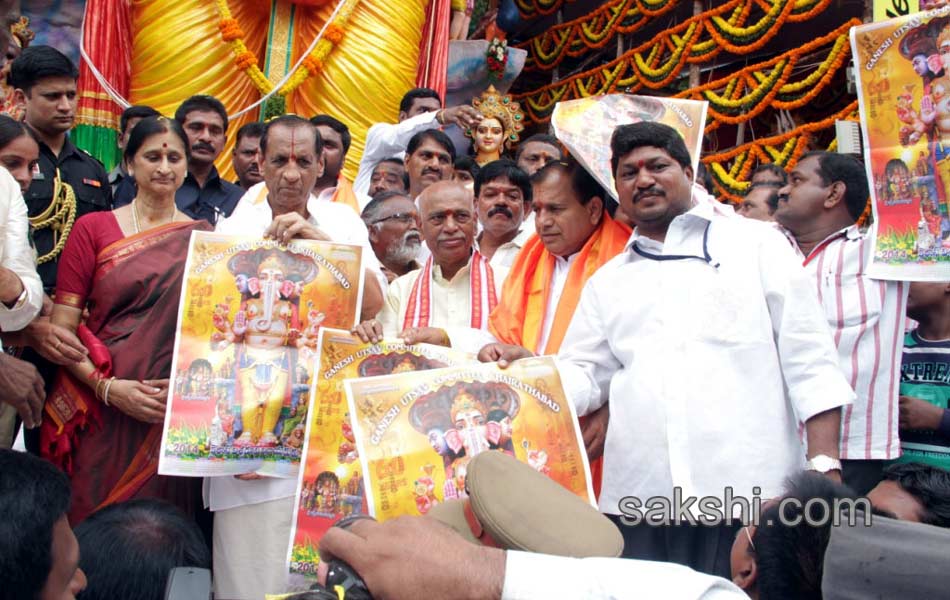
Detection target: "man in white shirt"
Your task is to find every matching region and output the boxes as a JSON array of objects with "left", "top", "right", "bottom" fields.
[
  {"left": 353, "top": 87, "right": 481, "bottom": 203},
  {"left": 405, "top": 129, "right": 457, "bottom": 201},
  {"left": 473, "top": 159, "right": 535, "bottom": 271},
  {"left": 773, "top": 152, "right": 909, "bottom": 495},
  {"left": 353, "top": 181, "right": 507, "bottom": 347},
  {"left": 0, "top": 166, "right": 45, "bottom": 441},
  {"left": 316, "top": 472, "right": 859, "bottom": 600},
  {"left": 209, "top": 115, "right": 384, "bottom": 600},
  {"left": 488, "top": 122, "right": 853, "bottom": 577}
]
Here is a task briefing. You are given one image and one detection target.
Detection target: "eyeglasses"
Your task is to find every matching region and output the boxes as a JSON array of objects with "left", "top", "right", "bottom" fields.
[{"left": 372, "top": 212, "right": 418, "bottom": 225}]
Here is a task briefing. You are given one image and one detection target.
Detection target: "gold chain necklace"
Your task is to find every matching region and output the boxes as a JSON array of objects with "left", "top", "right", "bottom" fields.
[
  {"left": 28, "top": 168, "right": 77, "bottom": 265},
  {"left": 131, "top": 199, "right": 176, "bottom": 234}
]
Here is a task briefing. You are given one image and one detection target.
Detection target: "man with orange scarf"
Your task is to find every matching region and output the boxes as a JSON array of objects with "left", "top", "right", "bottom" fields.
[{"left": 481, "top": 158, "right": 631, "bottom": 495}]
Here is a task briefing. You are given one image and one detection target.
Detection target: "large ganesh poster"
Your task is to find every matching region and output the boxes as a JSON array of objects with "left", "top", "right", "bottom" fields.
[
  {"left": 158, "top": 232, "right": 364, "bottom": 478},
  {"left": 852, "top": 7, "right": 950, "bottom": 280},
  {"left": 286, "top": 329, "right": 475, "bottom": 586},
  {"left": 345, "top": 357, "right": 594, "bottom": 523}
]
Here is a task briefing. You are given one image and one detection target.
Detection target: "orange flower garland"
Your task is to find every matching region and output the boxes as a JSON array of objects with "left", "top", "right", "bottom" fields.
[{"left": 213, "top": 0, "right": 360, "bottom": 98}]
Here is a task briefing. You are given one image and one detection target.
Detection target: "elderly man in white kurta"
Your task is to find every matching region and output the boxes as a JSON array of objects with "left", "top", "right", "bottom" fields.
[
  {"left": 208, "top": 115, "right": 384, "bottom": 600},
  {"left": 352, "top": 180, "right": 507, "bottom": 348}
]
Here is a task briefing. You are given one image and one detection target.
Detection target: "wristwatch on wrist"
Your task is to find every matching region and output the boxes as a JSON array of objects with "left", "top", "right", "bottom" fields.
[{"left": 805, "top": 454, "right": 842, "bottom": 473}]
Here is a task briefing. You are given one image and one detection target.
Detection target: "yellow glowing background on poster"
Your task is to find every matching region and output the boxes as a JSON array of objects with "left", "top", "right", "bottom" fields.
[
  {"left": 287, "top": 329, "right": 475, "bottom": 582},
  {"left": 346, "top": 357, "right": 593, "bottom": 523},
  {"left": 159, "top": 233, "right": 364, "bottom": 477},
  {"left": 851, "top": 8, "right": 950, "bottom": 279},
  {"left": 874, "top": 1, "right": 923, "bottom": 22}
]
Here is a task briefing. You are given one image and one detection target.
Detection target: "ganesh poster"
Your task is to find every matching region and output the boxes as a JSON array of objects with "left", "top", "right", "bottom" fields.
[
  {"left": 852, "top": 8, "right": 950, "bottom": 280},
  {"left": 158, "top": 232, "right": 364, "bottom": 478},
  {"left": 345, "top": 357, "right": 594, "bottom": 523},
  {"left": 286, "top": 329, "right": 475, "bottom": 586},
  {"left": 551, "top": 95, "right": 708, "bottom": 201}
]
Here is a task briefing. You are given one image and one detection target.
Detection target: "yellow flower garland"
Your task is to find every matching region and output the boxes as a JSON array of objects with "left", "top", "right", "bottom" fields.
[{"left": 213, "top": 0, "right": 361, "bottom": 98}]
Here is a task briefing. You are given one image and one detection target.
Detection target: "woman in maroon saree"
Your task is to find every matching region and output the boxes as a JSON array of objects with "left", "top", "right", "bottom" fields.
[{"left": 40, "top": 116, "right": 212, "bottom": 523}]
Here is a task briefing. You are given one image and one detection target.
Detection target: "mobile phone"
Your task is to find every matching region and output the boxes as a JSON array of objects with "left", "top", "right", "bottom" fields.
[{"left": 164, "top": 567, "right": 212, "bottom": 600}]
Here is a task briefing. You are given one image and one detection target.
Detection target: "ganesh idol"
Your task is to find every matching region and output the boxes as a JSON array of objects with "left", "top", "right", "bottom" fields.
[
  {"left": 920, "top": 20, "right": 950, "bottom": 226},
  {"left": 467, "top": 85, "right": 526, "bottom": 166},
  {"left": 212, "top": 248, "right": 322, "bottom": 447}
]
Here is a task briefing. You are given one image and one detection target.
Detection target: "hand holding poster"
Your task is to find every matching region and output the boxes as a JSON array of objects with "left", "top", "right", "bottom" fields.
[
  {"left": 158, "top": 232, "right": 364, "bottom": 478},
  {"left": 286, "top": 329, "right": 475, "bottom": 586},
  {"left": 551, "top": 95, "right": 708, "bottom": 200},
  {"left": 851, "top": 7, "right": 950, "bottom": 279},
  {"left": 345, "top": 356, "right": 593, "bottom": 524}
]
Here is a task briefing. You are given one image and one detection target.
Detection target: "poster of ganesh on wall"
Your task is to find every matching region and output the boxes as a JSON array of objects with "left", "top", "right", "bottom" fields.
[
  {"left": 852, "top": 7, "right": 950, "bottom": 280},
  {"left": 286, "top": 329, "right": 475, "bottom": 586},
  {"left": 158, "top": 233, "right": 364, "bottom": 478},
  {"left": 345, "top": 357, "right": 594, "bottom": 523}
]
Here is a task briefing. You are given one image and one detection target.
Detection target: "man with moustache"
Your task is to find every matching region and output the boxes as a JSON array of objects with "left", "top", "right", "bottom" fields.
[
  {"left": 352, "top": 181, "right": 506, "bottom": 347},
  {"left": 473, "top": 159, "right": 534, "bottom": 270},
  {"left": 773, "top": 152, "right": 909, "bottom": 495},
  {"left": 353, "top": 87, "right": 480, "bottom": 198},
  {"left": 212, "top": 115, "right": 384, "bottom": 600},
  {"left": 173, "top": 94, "right": 243, "bottom": 225},
  {"left": 231, "top": 121, "right": 264, "bottom": 190},
  {"left": 362, "top": 190, "right": 422, "bottom": 283},
  {"left": 368, "top": 158, "right": 408, "bottom": 198},
  {"left": 478, "top": 158, "right": 631, "bottom": 496},
  {"left": 486, "top": 122, "right": 853, "bottom": 577},
  {"left": 404, "top": 129, "right": 456, "bottom": 201}
]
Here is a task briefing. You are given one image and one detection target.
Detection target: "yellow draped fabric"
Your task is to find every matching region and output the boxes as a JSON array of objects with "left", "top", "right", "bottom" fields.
[
  {"left": 127, "top": 0, "right": 426, "bottom": 182},
  {"left": 291, "top": 1, "right": 426, "bottom": 180},
  {"left": 130, "top": 0, "right": 267, "bottom": 181}
]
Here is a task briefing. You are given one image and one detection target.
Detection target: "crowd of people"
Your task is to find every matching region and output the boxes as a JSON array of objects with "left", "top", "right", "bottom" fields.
[{"left": 0, "top": 7, "right": 949, "bottom": 600}]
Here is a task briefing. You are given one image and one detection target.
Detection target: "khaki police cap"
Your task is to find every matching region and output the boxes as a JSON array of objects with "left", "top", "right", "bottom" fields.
[{"left": 426, "top": 451, "right": 623, "bottom": 557}]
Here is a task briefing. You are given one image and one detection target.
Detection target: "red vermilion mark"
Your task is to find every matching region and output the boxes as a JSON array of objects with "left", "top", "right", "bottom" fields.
[{"left": 289, "top": 127, "right": 297, "bottom": 162}]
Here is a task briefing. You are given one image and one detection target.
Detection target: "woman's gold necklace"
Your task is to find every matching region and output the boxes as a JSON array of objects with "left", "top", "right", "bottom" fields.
[{"left": 131, "top": 199, "right": 176, "bottom": 234}]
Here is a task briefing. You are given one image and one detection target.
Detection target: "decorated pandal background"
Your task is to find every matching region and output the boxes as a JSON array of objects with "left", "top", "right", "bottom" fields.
[
  {"left": 73, "top": 0, "right": 863, "bottom": 203},
  {"left": 75, "top": 0, "right": 437, "bottom": 181}
]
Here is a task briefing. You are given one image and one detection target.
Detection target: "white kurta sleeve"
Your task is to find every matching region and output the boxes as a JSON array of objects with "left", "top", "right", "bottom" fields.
[
  {"left": 554, "top": 275, "right": 622, "bottom": 417},
  {"left": 757, "top": 227, "right": 855, "bottom": 422},
  {"left": 0, "top": 182, "right": 43, "bottom": 333},
  {"left": 352, "top": 111, "right": 441, "bottom": 197},
  {"left": 502, "top": 551, "right": 748, "bottom": 600},
  {"left": 445, "top": 326, "right": 498, "bottom": 354}
]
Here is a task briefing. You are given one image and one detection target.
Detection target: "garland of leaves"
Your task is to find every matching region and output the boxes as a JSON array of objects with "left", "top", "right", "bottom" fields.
[
  {"left": 703, "top": 101, "right": 859, "bottom": 203},
  {"left": 514, "top": 17, "right": 856, "bottom": 126}
]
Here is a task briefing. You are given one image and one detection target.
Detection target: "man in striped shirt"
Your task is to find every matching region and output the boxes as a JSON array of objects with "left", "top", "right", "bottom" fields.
[{"left": 775, "top": 152, "right": 909, "bottom": 494}]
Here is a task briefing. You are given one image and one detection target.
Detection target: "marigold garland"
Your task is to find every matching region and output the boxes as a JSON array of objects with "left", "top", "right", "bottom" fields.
[
  {"left": 703, "top": 101, "right": 858, "bottom": 203},
  {"left": 519, "top": 0, "right": 831, "bottom": 71},
  {"left": 213, "top": 0, "right": 360, "bottom": 98},
  {"left": 515, "top": 0, "right": 576, "bottom": 19},
  {"left": 515, "top": 17, "right": 857, "bottom": 127}
]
